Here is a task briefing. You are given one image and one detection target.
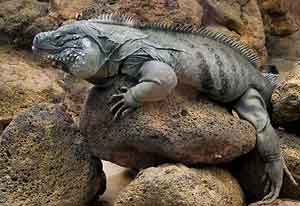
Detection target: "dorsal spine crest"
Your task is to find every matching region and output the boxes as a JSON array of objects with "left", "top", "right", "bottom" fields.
[{"left": 89, "top": 14, "right": 260, "bottom": 67}]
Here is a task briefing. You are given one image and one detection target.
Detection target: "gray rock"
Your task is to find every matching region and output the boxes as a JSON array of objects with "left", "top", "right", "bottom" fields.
[
  {"left": 79, "top": 78, "right": 256, "bottom": 169},
  {"left": 115, "top": 164, "right": 245, "bottom": 206},
  {"left": 0, "top": 103, "right": 106, "bottom": 206},
  {"left": 233, "top": 130, "right": 300, "bottom": 202}
]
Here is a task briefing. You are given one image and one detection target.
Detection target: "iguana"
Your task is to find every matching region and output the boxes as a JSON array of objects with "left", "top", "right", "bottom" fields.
[{"left": 32, "top": 14, "right": 297, "bottom": 205}]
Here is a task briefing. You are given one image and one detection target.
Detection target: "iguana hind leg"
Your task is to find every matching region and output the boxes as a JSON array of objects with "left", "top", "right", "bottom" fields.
[{"left": 233, "top": 88, "right": 289, "bottom": 205}]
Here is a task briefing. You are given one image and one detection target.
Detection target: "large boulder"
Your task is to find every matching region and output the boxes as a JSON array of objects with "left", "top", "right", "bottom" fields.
[
  {"left": 80, "top": 78, "right": 256, "bottom": 169},
  {"left": 0, "top": 103, "right": 106, "bottom": 206},
  {"left": 233, "top": 130, "right": 300, "bottom": 202},
  {"left": 0, "top": 46, "right": 64, "bottom": 133},
  {"left": 115, "top": 164, "right": 245, "bottom": 206}
]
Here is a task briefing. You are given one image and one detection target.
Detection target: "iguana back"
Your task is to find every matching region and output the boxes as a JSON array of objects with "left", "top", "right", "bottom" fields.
[{"left": 88, "top": 15, "right": 272, "bottom": 104}]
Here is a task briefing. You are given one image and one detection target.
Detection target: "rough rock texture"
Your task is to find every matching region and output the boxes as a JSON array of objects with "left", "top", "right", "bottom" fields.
[
  {"left": 115, "top": 164, "right": 245, "bottom": 206},
  {"left": 267, "top": 31, "right": 300, "bottom": 71},
  {"left": 0, "top": 0, "right": 93, "bottom": 47},
  {"left": 258, "top": 0, "right": 300, "bottom": 36},
  {"left": 0, "top": 0, "right": 56, "bottom": 47},
  {"left": 0, "top": 46, "right": 64, "bottom": 133},
  {"left": 250, "top": 199, "right": 300, "bottom": 206},
  {"left": 0, "top": 103, "right": 106, "bottom": 206},
  {"left": 59, "top": 74, "right": 93, "bottom": 125},
  {"left": 271, "top": 70, "right": 300, "bottom": 130},
  {"left": 49, "top": 0, "right": 94, "bottom": 20},
  {"left": 233, "top": 130, "right": 300, "bottom": 202},
  {"left": 80, "top": 78, "right": 256, "bottom": 169}
]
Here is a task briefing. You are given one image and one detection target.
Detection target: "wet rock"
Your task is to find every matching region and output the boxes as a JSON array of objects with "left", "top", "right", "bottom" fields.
[
  {"left": 80, "top": 77, "right": 256, "bottom": 169},
  {"left": 250, "top": 199, "right": 300, "bottom": 206},
  {"left": 0, "top": 47, "right": 65, "bottom": 132},
  {"left": 0, "top": 103, "right": 106, "bottom": 206},
  {"left": 271, "top": 69, "right": 300, "bottom": 130},
  {"left": 115, "top": 164, "right": 245, "bottom": 206},
  {"left": 233, "top": 130, "right": 300, "bottom": 202}
]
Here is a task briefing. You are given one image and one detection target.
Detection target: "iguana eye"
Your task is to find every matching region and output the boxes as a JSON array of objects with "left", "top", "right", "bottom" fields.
[{"left": 54, "top": 34, "right": 63, "bottom": 40}]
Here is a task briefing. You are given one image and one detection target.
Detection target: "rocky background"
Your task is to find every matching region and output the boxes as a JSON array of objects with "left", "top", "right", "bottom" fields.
[{"left": 1, "top": 0, "right": 300, "bottom": 206}]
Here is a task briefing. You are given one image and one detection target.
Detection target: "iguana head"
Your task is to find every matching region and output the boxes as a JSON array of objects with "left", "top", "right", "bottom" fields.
[{"left": 32, "top": 22, "right": 101, "bottom": 79}]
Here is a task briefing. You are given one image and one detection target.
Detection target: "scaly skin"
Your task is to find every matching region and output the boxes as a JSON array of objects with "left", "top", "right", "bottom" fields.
[{"left": 32, "top": 18, "right": 297, "bottom": 205}]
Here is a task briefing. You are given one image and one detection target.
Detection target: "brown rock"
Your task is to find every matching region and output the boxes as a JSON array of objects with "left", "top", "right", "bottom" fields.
[
  {"left": 115, "top": 164, "right": 245, "bottom": 206},
  {"left": 81, "top": 0, "right": 203, "bottom": 26},
  {"left": 271, "top": 70, "right": 300, "bottom": 130},
  {"left": 201, "top": 0, "right": 267, "bottom": 65},
  {"left": 267, "top": 31, "right": 300, "bottom": 72},
  {"left": 0, "top": 0, "right": 55, "bottom": 47},
  {"left": 0, "top": 103, "right": 106, "bottom": 206},
  {"left": 0, "top": 46, "right": 64, "bottom": 133},
  {"left": 59, "top": 74, "right": 93, "bottom": 125},
  {"left": 258, "top": 0, "right": 300, "bottom": 36},
  {"left": 50, "top": 0, "right": 94, "bottom": 20},
  {"left": 79, "top": 77, "right": 256, "bottom": 169},
  {"left": 233, "top": 130, "right": 300, "bottom": 202}
]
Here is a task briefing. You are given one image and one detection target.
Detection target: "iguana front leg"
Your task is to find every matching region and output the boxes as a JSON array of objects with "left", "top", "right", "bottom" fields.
[
  {"left": 109, "top": 61, "right": 178, "bottom": 121},
  {"left": 234, "top": 88, "right": 297, "bottom": 205}
]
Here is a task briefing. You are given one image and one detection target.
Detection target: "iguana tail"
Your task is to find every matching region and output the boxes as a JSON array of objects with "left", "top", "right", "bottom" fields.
[{"left": 261, "top": 72, "right": 280, "bottom": 89}]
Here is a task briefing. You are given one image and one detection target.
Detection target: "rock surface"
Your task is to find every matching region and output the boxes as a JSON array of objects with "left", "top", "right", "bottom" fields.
[
  {"left": 0, "top": 0, "right": 56, "bottom": 47},
  {"left": 258, "top": 0, "right": 300, "bottom": 36},
  {"left": 0, "top": 46, "right": 64, "bottom": 133},
  {"left": 267, "top": 31, "right": 300, "bottom": 71},
  {"left": 250, "top": 199, "right": 300, "bottom": 206},
  {"left": 233, "top": 130, "right": 300, "bottom": 202},
  {"left": 0, "top": 0, "right": 93, "bottom": 47},
  {"left": 115, "top": 164, "right": 245, "bottom": 206},
  {"left": 80, "top": 78, "right": 256, "bottom": 169},
  {"left": 0, "top": 103, "right": 106, "bottom": 206},
  {"left": 271, "top": 70, "right": 300, "bottom": 130}
]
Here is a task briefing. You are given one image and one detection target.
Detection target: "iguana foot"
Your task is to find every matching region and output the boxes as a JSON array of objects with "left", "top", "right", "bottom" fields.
[
  {"left": 255, "top": 158, "right": 283, "bottom": 206},
  {"left": 109, "top": 86, "right": 139, "bottom": 121}
]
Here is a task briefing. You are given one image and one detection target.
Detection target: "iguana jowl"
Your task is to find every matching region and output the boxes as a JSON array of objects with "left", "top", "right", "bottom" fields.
[{"left": 32, "top": 14, "right": 297, "bottom": 204}]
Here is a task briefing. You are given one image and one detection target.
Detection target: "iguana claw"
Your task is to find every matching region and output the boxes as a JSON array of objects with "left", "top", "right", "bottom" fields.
[{"left": 109, "top": 87, "right": 139, "bottom": 121}]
